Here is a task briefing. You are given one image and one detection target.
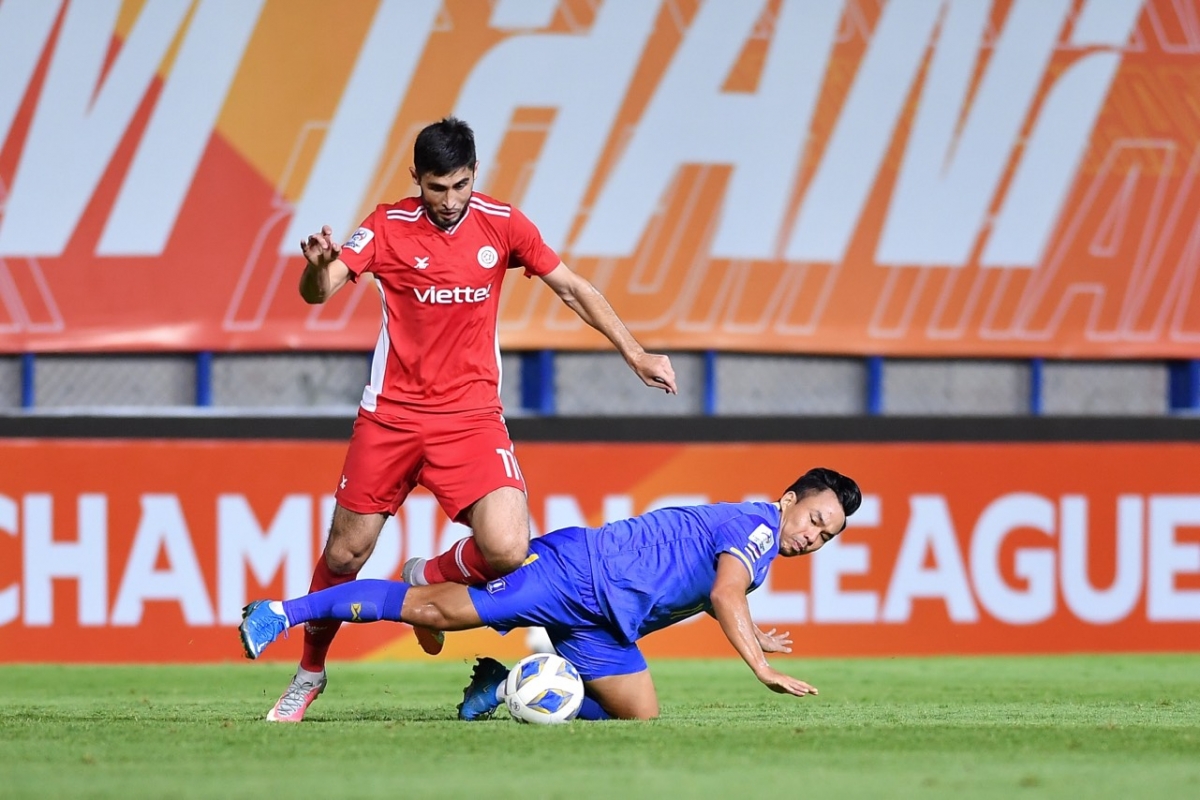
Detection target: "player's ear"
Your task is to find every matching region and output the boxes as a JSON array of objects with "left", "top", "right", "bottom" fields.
[
  {"left": 410, "top": 165, "right": 419, "bottom": 185},
  {"left": 780, "top": 491, "right": 797, "bottom": 510}
]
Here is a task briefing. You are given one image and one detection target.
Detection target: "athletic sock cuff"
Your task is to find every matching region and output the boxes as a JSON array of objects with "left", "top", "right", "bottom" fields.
[{"left": 383, "top": 582, "right": 409, "bottom": 621}]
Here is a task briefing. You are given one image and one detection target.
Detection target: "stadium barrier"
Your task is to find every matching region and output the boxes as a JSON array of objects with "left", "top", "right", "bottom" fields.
[{"left": 1, "top": 416, "right": 1198, "bottom": 663}]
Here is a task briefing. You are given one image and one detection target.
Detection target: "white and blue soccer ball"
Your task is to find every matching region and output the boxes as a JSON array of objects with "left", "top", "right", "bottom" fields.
[{"left": 503, "top": 653, "right": 585, "bottom": 724}]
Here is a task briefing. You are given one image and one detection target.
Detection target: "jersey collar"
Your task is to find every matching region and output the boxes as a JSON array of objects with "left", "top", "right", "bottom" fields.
[{"left": 423, "top": 204, "right": 472, "bottom": 236}]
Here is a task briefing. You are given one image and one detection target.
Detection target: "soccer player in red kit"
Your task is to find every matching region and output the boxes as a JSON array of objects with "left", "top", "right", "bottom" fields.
[{"left": 264, "top": 117, "right": 676, "bottom": 722}]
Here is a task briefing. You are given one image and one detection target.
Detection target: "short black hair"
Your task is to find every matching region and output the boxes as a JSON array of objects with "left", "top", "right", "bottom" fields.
[
  {"left": 786, "top": 468, "right": 861, "bottom": 520},
  {"left": 413, "top": 117, "right": 476, "bottom": 177}
]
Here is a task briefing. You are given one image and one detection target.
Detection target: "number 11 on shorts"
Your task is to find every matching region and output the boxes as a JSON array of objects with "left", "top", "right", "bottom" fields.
[{"left": 496, "top": 447, "right": 523, "bottom": 481}]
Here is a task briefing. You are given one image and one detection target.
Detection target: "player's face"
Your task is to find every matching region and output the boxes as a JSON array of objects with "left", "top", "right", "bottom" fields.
[
  {"left": 413, "top": 164, "right": 476, "bottom": 229},
  {"left": 777, "top": 488, "right": 846, "bottom": 556}
]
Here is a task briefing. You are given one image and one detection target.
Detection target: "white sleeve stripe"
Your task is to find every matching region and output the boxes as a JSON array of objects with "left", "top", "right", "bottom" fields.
[
  {"left": 470, "top": 196, "right": 511, "bottom": 212},
  {"left": 469, "top": 198, "right": 511, "bottom": 217},
  {"left": 727, "top": 547, "right": 755, "bottom": 577}
]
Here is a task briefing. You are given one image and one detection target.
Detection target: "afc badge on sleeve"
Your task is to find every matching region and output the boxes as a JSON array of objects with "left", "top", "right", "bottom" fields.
[
  {"left": 343, "top": 227, "right": 375, "bottom": 254},
  {"left": 746, "top": 525, "right": 774, "bottom": 559}
]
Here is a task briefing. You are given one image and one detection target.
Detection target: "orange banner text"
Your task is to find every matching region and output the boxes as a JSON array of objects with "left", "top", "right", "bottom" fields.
[
  {"left": 1, "top": 1, "right": 1198, "bottom": 356},
  {"left": 1, "top": 440, "right": 1198, "bottom": 663}
]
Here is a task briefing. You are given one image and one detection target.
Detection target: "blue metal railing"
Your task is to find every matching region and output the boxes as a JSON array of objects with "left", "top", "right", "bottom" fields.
[
  {"left": 865, "top": 355, "right": 884, "bottom": 416},
  {"left": 9, "top": 352, "right": 1199, "bottom": 415},
  {"left": 20, "top": 353, "right": 34, "bottom": 409},
  {"left": 1169, "top": 360, "right": 1200, "bottom": 413},
  {"left": 520, "top": 350, "right": 555, "bottom": 415},
  {"left": 195, "top": 351, "right": 213, "bottom": 407},
  {"left": 702, "top": 350, "right": 717, "bottom": 416},
  {"left": 1029, "top": 357, "right": 1044, "bottom": 416}
]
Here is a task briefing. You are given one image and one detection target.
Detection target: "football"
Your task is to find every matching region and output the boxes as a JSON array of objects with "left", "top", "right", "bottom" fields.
[{"left": 503, "top": 653, "right": 585, "bottom": 724}]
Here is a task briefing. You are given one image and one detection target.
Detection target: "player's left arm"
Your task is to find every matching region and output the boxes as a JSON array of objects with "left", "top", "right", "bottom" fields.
[
  {"left": 538, "top": 263, "right": 677, "bottom": 394},
  {"left": 710, "top": 554, "right": 817, "bottom": 697}
]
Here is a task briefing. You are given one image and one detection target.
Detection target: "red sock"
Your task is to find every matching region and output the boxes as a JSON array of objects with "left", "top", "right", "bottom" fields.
[
  {"left": 423, "top": 537, "right": 506, "bottom": 585},
  {"left": 299, "top": 558, "right": 358, "bottom": 673}
]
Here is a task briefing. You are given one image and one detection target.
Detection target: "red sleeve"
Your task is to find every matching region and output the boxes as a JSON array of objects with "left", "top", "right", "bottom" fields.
[
  {"left": 338, "top": 209, "right": 379, "bottom": 280},
  {"left": 507, "top": 206, "right": 561, "bottom": 278}
]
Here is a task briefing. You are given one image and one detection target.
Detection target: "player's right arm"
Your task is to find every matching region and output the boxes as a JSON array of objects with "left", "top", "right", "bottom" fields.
[
  {"left": 710, "top": 554, "right": 817, "bottom": 697},
  {"left": 505, "top": 206, "right": 676, "bottom": 393},
  {"left": 299, "top": 224, "right": 353, "bottom": 304},
  {"left": 702, "top": 611, "right": 791, "bottom": 653}
]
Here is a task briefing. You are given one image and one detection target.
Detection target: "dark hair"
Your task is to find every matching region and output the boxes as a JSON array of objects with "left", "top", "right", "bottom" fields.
[
  {"left": 413, "top": 117, "right": 476, "bottom": 177},
  {"left": 786, "top": 467, "right": 861, "bottom": 519}
]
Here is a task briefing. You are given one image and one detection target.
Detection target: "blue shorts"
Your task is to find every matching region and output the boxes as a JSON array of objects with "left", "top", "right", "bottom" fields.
[{"left": 468, "top": 528, "right": 647, "bottom": 681}]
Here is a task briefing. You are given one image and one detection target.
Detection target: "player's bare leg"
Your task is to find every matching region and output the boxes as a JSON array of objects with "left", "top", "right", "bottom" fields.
[
  {"left": 400, "top": 583, "right": 486, "bottom": 630},
  {"left": 324, "top": 505, "right": 388, "bottom": 574},
  {"left": 304, "top": 506, "right": 386, "bottom": 665},
  {"left": 465, "top": 488, "right": 555, "bottom": 656},
  {"left": 267, "top": 505, "right": 385, "bottom": 722},
  {"left": 410, "top": 487, "right": 532, "bottom": 585},
  {"left": 405, "top": 486, "right": 533, "bottom": 651},
  {"left": 407, "top": 487, "right": 528, "bottom": 651},
  {"left": 465, "top": 486, "right": 533, "bottom": 574},
  {"left": 582, "top": 671, "right": 660, "bottom": 720},
  {"left": 326, "top": 508, "right": 440, "bottom": 657},
  {"left": 399, "top": 558, "right": 446, "bottom": 655}
]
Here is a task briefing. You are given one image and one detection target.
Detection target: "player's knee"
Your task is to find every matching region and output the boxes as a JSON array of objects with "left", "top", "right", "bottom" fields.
[
  {"left": 323, "top": 543, "right": 368, "bottom": 574},
  {"left": 598, "top": 691, "right": 659, "bottom": 720},
  {"left": 324, "top": 507, "right": 384, "bottom": 574},
  {"left": 482, "top": 542, "right": 529, "bottom": 575},
  {"left": 612, "top": 706, "right": 659, "bottom": 721},
  {"left": 627, "top": 700, "right": 660, "bottom": 721}
]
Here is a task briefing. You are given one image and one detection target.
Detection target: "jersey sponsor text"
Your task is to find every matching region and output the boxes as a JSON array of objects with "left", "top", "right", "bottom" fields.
[{"left": 412, "top": 285, "right": 492, "bottom": 305}]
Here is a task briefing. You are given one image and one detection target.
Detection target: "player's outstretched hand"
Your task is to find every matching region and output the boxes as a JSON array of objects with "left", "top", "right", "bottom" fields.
[
  {"left": 300, "top": 224, "right": 341, "bottom": 268},
  {"left": 755, "top": 627, "right": 793, "bottom": 654},
  {"left": 632, "top": 352, "right": 677, "bottom": 394},
  {"left": 755, "top": 666, "right": 818, "bottom": 697}
]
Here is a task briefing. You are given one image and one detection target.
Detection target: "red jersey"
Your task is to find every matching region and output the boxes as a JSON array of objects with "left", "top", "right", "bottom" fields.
[{"left": 338, "top": 192, "right": 560, "bottom": 413}]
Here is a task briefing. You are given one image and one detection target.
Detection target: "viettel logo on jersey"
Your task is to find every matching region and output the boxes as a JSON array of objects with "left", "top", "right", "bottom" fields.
[{"left": 412, "top": 285, "right": 493, "bottom": 304}]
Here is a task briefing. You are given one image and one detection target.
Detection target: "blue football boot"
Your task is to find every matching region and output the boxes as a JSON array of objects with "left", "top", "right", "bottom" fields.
[
  {"left": 239, "top": 600, "right": 289, "bottom": 660},
  {"left": 457, "top": 657, "right": 509, "bottom": 721}
]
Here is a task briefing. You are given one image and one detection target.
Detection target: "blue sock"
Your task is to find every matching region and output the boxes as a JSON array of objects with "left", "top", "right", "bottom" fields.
[
  {"left": 283, "top": 580, "right": 408, "bottom": 626},
  {"left": 576, "top": 696, "right": 611, "bottom": 721}
]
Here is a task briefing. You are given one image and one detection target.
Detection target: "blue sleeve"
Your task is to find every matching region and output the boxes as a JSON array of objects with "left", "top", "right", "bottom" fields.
[{"left": 711, "top": 516, "right": 777, "bottom": 581}]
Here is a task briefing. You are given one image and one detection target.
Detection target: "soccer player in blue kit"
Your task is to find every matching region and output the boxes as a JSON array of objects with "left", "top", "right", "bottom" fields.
[{"left": 239, "top": 468, "right": 861, "bottom": 721}]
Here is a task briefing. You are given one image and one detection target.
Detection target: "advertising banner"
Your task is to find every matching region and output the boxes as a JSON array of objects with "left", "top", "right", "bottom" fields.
[
  {"left": 1, "top": 0, "right": 1198, "bottom": 356},
  {"left": 2, "top": 439, "right": 1197, "bottom": 663}
]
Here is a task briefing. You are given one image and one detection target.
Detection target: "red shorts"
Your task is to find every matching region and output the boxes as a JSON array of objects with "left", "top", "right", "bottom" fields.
[{"left": 334, "top": 408, "right": 527, "bottom": 521}]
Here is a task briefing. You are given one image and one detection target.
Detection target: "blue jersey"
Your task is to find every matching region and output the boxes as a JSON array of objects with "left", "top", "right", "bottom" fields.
[
  {"left": 582, "top": 501, "right": 781, "bottom": 643},
  {"left": 468, "top": 500, "right": 784, "bottom": 680}
]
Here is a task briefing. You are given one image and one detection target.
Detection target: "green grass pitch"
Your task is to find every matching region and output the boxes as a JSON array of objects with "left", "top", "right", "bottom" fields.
[{"left": 2, "top": 655, "right": 1198, "bottom": 799}]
